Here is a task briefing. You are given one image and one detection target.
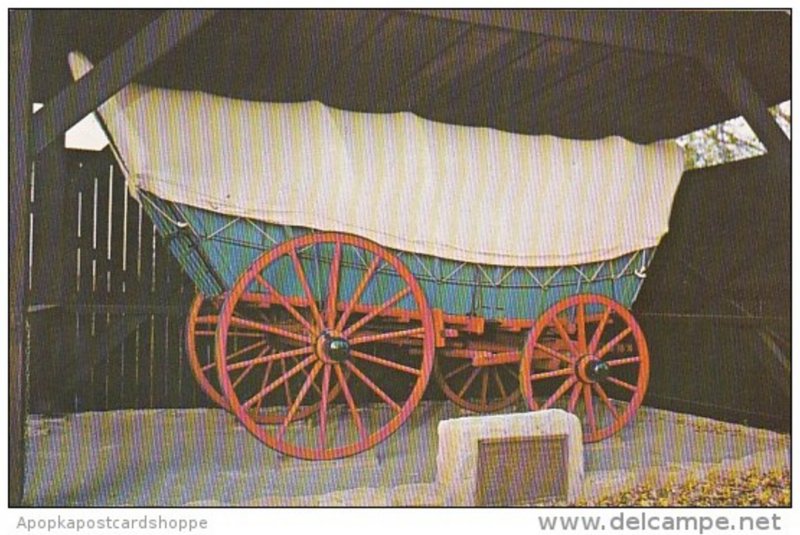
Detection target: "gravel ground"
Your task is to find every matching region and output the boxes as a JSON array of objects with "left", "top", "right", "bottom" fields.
[
  {"left": 581, "top": 469, "right": 790, "bottom": 507},
  {"left": 23, "top": 402, "right": 789, "bottom": 506}
]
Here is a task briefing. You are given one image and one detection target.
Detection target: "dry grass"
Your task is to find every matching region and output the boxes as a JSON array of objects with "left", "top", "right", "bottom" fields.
[{"left": 579, "top": 469, "right": 790, "bottom": 507}]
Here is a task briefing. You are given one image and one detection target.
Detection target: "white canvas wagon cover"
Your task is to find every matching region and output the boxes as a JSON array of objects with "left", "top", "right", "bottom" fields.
[{"left": 70, "top": 52, "right": 684, "bottom": 267}]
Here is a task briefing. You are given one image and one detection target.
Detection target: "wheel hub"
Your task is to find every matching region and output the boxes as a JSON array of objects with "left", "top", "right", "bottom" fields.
[
  {"left": 316, "top": 331, "right": 350, "bottom": 363},
  {"left": 586, "top": 359, "right": 610, "bottom": 382},
  {"left": 576, "top": 356, "right": 611, "bottom": 383}
]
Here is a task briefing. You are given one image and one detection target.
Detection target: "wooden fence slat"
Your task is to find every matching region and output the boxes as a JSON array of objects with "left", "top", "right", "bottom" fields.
[{"left": 27, "top": 148, "right": 203, "bottom": 412}]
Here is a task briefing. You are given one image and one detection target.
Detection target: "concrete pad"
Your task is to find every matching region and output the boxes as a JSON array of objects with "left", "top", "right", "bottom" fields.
[
  {"left": 436, "top": 410, "right": 583, "bottom": 506},
  {"left": 22, "top": 402, "right": 789, "bottom": 506}
]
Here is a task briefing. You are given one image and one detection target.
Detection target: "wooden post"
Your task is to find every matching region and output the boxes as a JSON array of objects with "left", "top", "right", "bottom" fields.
[
  {"left": 698, "top": 52, "right": 790, "bottom": 169},
  {"left": 28, "top": 139, "right": 71, "bottom": 414},
  {"left": 9, "top": 8, "right": 32, "bottom": 506},
  {"left": 32, "top": 9, "right": 217, "bottom": 155}
]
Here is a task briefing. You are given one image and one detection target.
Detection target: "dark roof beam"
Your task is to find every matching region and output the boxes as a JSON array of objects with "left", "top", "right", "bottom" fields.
[
  {"left": 554, "top": 54, "right": 681, "bottom": 133},
  {"left": 448, "top": 35, "right": 551, "bottom": 113},
  {"left": 700, "top": 52, "right": 790, "bottom": 167},
  {"left": 283, "top": 12, "right": 346, "bottom": 98},
  {"left": 408, "top": 10, "right": 694, "bottom": 57},
  {"left": 375, "top": 23, "right": 472, "bottom": 109},
  {"left": 412, "top": 9, "right": 789, "bottom": 157},
  {"left": 499, "top": 46, "right": 612, "bottom": 124},
  {"left": 307, "top": 12, "right": 393, "bottom": 100},
  {"left": 31, "top": 9, "right": 217, "bottom": 155},
  {"left": 414, "top": 28, "right": 522, "bottom": 115}
]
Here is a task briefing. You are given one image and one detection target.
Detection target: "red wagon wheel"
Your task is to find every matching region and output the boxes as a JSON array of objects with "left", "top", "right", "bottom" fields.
[
  {"left": 520, "top": 294, "right": 650, "bottom": 442},
  {"left": 434, "top": 356, "right": 520, "bottom": 413},
  {"left": 186, "top": 293, "right": 328, "bottom": 423},
  {"left": 216, "top": 232, "right": 435, "bottom": 460},
  {"left": 186, "top": 293, "right": 227, "bottom": 408}
]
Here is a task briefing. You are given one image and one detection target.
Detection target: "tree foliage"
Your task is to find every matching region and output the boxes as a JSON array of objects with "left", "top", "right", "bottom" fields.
[{"left": 676, "top": 101, "right": 790, "bottom": 169}]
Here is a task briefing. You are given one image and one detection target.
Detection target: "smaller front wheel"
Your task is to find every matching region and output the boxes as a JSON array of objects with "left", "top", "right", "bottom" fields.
[{"left": 520, "top": 294, "right": 650, "bottom": 442}]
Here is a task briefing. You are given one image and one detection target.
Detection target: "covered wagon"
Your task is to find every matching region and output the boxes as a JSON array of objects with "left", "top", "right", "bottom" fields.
[{"left": 69, "top": 51, "right": 684, "bottom": 460}]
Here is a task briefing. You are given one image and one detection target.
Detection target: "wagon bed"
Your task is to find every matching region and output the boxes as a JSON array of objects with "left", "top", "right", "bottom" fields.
[{"left": 70, "top": 51, "right": 685, "bottom": 460}]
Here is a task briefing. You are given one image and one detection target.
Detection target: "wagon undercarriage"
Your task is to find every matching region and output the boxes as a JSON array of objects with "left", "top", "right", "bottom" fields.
[{"left": 186, "top": 232, "right": 650, "bottom": 460}]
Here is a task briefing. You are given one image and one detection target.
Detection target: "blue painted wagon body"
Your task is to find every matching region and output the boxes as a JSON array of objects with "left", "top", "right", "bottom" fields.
[{"left": 145, "top": 193, "right": 654, "bottom": 323}]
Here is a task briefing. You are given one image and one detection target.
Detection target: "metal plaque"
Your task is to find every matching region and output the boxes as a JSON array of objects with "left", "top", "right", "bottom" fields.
[{"left": 476, "top": 435, "right": 568, "bottom": 506}]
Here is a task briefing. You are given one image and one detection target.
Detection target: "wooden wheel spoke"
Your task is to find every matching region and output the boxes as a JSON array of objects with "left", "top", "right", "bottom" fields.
[
  {"left": 588, "top": 305, "right": 612, "bottom": 354},
  {"left": 254, "top": 273, "right": 315, "bottom": 333},
  {"left": 289, "top": 248, "right": 325, "bottom": 329},
  {"left": 444, "top": 362, "right": 472, "bottom": 380},
  {"left": 196, "top": 315, "right": 218, "bottom": 325},
  {"left": 350, "top": 350, "right": 421, "bottom": 376},
  {"left": 226, "top": 345, "right": 314, "bottom": 371},
  {"left": 232, "top": 345, "right": 271, "bottom": 389},
  {"left": 255, "top": 359, "right": 275, "bottom": 413},
  {"left": 318, "top": 365, "right": 332, "bottom": 449},
  {"left": 336, "top": 256, "right": 382, "bottom": 332},
  {"left": 592, "top": 383, "right": 620, "bottom": 420},
  {"left": 606, "top": 376, "right": 638, "bottom": 392},
  {"left": 229, "top": 315, "right": 310, "bottom": 344},
  {"left": 583, "top": 384, "right": 598, "bottom": 435},
  {"left": 552, "top": 315, "right": 579, "bottom": 357},
  {"left": 343, "top": 286, "right": 412, "bottom": 336},
  {"left": 542, "top": 377, "right": 577, "bottom": 410},
  {"left": 232, "top": 362, "right": 257, "bottom": 389},
  {"left": 596, "top": 327, "right": 632, "bottom": 360},
  {"left": 606, "top": 356, "right": 641, "bottom": 367},
  {"left": 194, "top": 329, "right": 218, "bottom": 337},
  {"left": 279, "top": 358, "right": 292, "bottom": 407},
  {"left": 207, "top": 340, "right": 268, "bottom": 371},
  {"left": 224, "top": 330, "right": 265, "bottom": 339},
  {"left": 529, "top": 367, "right": 574, "bottom": 381},
  {"left": 533, "top": 343, "right": 573, "bottom": 364},
  {"left": 567, "top": 381, "right": 582, "bottom": 413},
  {"left": 344, "top": 361, "right": 401, "bottom": 412},
  {"left": 349, "top": 326, "right": 424, "bottom": 346},
  {"left": 297, "top": 357, "right": 326, "bottom": 397},
  {"left": 325, "top": 242, "right": 342, "bottom": 328},
  {"left": 480, "top": 372, "right": 489, "bottom": 405},
  {"left": 503, "top": 365, "right": 521, "bottom": 382},
  {"left": 577, "top": 303, "right": 587, "bottom": 352},
  {"left": 493, "top": 369, "right": 509, "bottom": 399},
  {"left": 242, "top": 354, "right": 316, "bottom": 410},
  {"left": 335, "top": 364, "right": 367, "bottom": 442},
  {"left": 457, "top": 368, "right": 481, "bottom": 398},
  {"left": 277, "top": 362, "right": 324, "bottom": 442}
]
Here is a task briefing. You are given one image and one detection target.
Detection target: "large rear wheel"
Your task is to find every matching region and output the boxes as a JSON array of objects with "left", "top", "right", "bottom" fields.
[{"left": 216, "top": 232, "right": 435, "bottom": 459}]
